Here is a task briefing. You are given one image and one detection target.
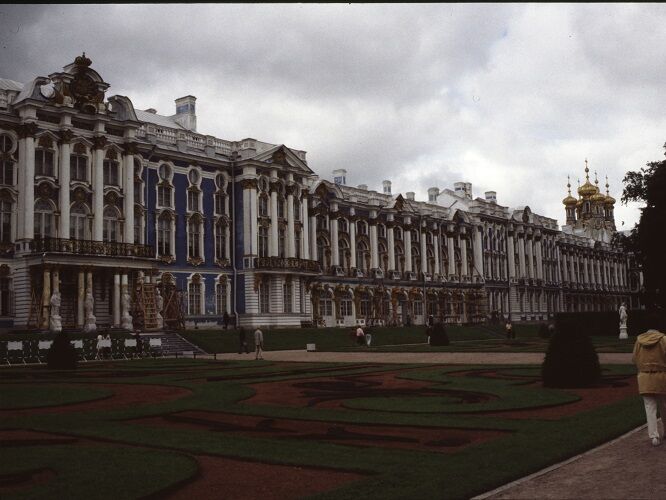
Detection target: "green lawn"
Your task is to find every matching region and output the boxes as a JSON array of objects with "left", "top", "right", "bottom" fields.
[
  {"left": 0, "top": 359, "right": 643, "bottom": 499},
  {"left": 181, "top": 324, "right": 635, "bottom": 354}
]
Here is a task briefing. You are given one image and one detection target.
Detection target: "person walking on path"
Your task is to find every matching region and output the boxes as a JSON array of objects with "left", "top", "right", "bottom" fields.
[
  {"left": 505, "top": 321, "right": 515, "bottom": 340},
  {"left": 356, "top": 325, "right": 366, "bottom": 346},
  {"left": 238, "top": 327, "right": 249, "bottom": 354},
  {"left": 254, "top": 327, "right": 264, "bottom": 360},
  {"left": 632, "top": 313, "right": 666, "bottom": 446}
]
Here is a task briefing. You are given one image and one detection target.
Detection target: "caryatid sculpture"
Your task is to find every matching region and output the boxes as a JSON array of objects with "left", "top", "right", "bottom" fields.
[
  {"left": 83, "top": 289, "right": 97, "bottom": 333},
  {"left": 619, "top": 302, "right": 628, "bottom": 339},
  {"left": 49, "top": 290, "right": 62, "bottom": 333}
]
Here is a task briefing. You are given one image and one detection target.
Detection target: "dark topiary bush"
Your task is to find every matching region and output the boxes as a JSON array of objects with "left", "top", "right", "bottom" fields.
[
  {"left": 542, "top": 329, "right": 600, "bottom": 388},
  {"left": 47, "top": 331, "right": 78, "bottom": 370},
  {"left": 538, "top": 323, "right": 550, "bottom": 339},
  {"left": 429, "top": 323, "right": 450, "bottom": 346}
]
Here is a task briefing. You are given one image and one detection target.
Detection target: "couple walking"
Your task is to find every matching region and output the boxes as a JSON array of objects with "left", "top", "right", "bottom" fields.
[{"left": 238, "top": 327, "right": 265, "bottom": 359}]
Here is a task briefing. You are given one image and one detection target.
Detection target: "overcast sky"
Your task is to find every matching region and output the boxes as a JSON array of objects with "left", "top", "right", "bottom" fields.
[{"left": 2, "top": 4, "right": 664, "bottom": 229}]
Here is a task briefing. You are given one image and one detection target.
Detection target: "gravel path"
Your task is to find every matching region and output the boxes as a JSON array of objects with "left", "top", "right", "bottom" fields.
[{"left": 209, "top": 350, "right": 633, "bottom": 365}]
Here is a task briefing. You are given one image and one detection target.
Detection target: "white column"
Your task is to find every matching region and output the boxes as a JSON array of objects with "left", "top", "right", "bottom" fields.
[
  {"left": 518, "top": 236, "right": 526, "bottom": 278},
  {"left": 420, "top": 231, "right": 427, "bottom": 274},
  {"left": 507, "top": 234, "right": 516, "bottom": 278},
  {"left": 24, "top": 132, "right": 36, "bottom": 239},
  {"left": 302, "top": 196, "right": 310, "bottom": 260},
  {"left": 16, "top": 134, "right": 25, "bottom": 240},
  {"left": 349, "top": 218, "right": 357, "bottom": 268},
  {"left": 370, "top": 222, "right": 378, "bottom": 269},
  {"left": 473, "top": 226, "right": 483, "bottom": 277},
  {"left": 269, "top": 188, "right": 278, "bottom": 256},
  {"left": 387, "top": 226, "right": 395, "bottom": 270},
  {"left": 113, "top": 273, "right": 121, "bottom": 327},
  {"left": 93, "top": 140, "right": 105, "bottom": 241},
  {"left": 433, "top": 231, "right": 440, "bottom": 275},
  {"left": 555, "top": 246, "right": 561, "bottom": 284},
  {"left": 123, "top": 146, "right": 135, "bottom": 244},
  {"left": 120, "top": 274, "right": 129, "bottom": 325},
  {"left": 330, "top": 217, "right": 339, "bottom": 266},
  {"left": 59, "top": 139, "right": 71, "bottom": 239},
  {"left": 404, "top": 227, "right": 412, "bottom": 272},
  {"left": 447, "top": 235, "right": 455, "bottom": 277},
  {"left": 77, "top": 271, "right": 85, "bottom": 327},
  {"left": 460, "top": 236, "right": 468, "bottom": 276},
  {"left": 309, "top": 212, "right": 317, "bottom": 263},
  {"left": 526, "top": 236, "right": 534, "bottom": 279},
  {"left": 535, "top": 239, "right": 543, "bottom": 280},
  {"left": 569, "top": 253, "right": 576, "bottom": 284},
  {"left": 41, "top": 268, "right": 51, "bottom": 329},
  {"left": 286, "top": 190, "right": 295, "bottom": 258}
]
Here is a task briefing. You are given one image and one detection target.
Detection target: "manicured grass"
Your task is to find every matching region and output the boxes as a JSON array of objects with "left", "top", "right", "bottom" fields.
[
  {"left": 0, "top": 384, "right": 112, "bottom": 409},
  {"left": 0, "top": 359, "right": 644, "bottom": 499}
]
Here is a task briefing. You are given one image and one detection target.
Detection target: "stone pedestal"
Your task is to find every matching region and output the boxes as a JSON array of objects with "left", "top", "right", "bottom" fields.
[{"left": 619, "top": 323, "right": 628, "bottom": 339}]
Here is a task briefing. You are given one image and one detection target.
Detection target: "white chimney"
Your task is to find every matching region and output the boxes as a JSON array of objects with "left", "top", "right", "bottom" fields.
[
  {"left": 333, "top": 169, "right": 347, "bottom": 186},
  {"left": 406, "top": 192, "right": 415, "bottom": 201},
  {"left": 485, "top": 191, "right": 497, "bottom": 204},
  {"left": 382, "top": 180, "right": 392, "bottom": 194},
  {"left": 174, "top": 95, "right": 197, "bottom": 131},
  {"left": 454, "top": 181, "right": 472, "bottom": 200},
  {"left": 428, "top": 187, "right": 440, "bottom": 202},
  {"left": 144, "top": 108, "right": 157, "bottom": 114},
  {"left": 357, "top": 184, "right": 368, "bottom": 190}
]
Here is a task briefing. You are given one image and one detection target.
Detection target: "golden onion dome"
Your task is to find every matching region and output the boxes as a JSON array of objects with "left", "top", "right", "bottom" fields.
[
  {"left": 590, "top": 172, "right": 606, "bottom": 202},
  {"left": 562, "top": 176, "right": 577, "bottom": 205},
  {"left": 577, "top": 161, "right": 599, "bottom": 197},
  {"left": 604, "top": 176, "right": 616, "bottom": 205}
]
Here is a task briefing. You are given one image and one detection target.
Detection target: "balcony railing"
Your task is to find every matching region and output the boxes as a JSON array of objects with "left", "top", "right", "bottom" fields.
[
  {"left": 254, "top": 256, "right": 321, "bottom": 273},
  {"left": 30, "top": 237, "right": 155, "bottom": 258}
]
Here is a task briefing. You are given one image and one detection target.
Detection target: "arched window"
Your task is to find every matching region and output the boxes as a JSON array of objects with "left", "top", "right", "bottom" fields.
[
  {"left": 356, "top": 240, "right": 370, "bottom": 272},
  {"left": 339, "top": 238, "right": 350, "bottom": 270},
  {"left": 34, "top": 199, "right": 55, "bottom": 238},
  {"left": 338, "top": 219, "right": 348, "bottom": 233},
  {"left": 215, "top": 192, "right": 226, "bottom": 215},
  {"left": 134, "top": 209, "right": 144, "bottom": 244},
  {"left": 395, "top": 227, "right": 403, "bottom": 241},
  {"left": 187, "top": 188, "right": 201, "bottom": 212},
  {"left": 216, "top": 278, "right": 227, "bottom": 315},
  {"left": 35, "top": 137, "right": 55, "bottom": 177},
  {"left": 378, "top": 241, "right": 388, "bottom": 271},
  {"left": 0, "top": 199, "right": 12, "bottom": 243},
  {"left": 103, "top": 205, "right": 122, "bottom": 242},
  {"left": 258, "top": 195, "right": 269, "bottom": 217},
  {"left": 293, "top": 198, "right": 301, "bottom": 221},
  {"left": 157, "top": 183, "right": 173, "bottom": 208},
  {"left": 70, "top": 202, "right": 90, "bottom": 240},
  {"left": 258, "top": 279, "right": 270, "bottom": 313},
  {"left": 278, "top": 227, "right": 286, "bottom": 258},
  {"left": 187, "top": 215, "right": 202, "bottom": 259},
  {"left": 283, "top": 280, "right": 293, "bottom": 313},
  {"left": 294, "top": 229, "right": 302, "bottom": 259},
  {"left": 215, "top": 220, "right": 227, "bottom": 260},
  {"left": 357, "top": 221, "right": 367, "bottom": 236},
  {"left": 188, "top": 275, "right": 203, "bottom": 315},
  {"left": 412, "top": 245, "right": 421, "bottom": 274},
  {"left": 70, "top": 148, "right": 88, "bottom": 182},
  {"left": 317, "top": 236, "right": 330, "bottom": 270},
  {"left": 157, "top": 212, "right": 173, "bottom": 256},
  {"left": 258, "top": 226, "right": 269, "bottom": 258},
  {"left": 277, "top": 196, "right": 286, "bottom": 219},
  {"left": 395, "top": 243, "right": 404, "bottom": 273},
  {"left": 103, "top": 157, "right": 119, "bottom": 186},
  {"left": 0, "top": 134, "right": 16, "bottom": 186}
]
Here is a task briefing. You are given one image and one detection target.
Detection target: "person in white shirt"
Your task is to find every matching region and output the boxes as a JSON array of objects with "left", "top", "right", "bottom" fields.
[{"left": 254, "top": 327, "right": 264, "bottom": 360}]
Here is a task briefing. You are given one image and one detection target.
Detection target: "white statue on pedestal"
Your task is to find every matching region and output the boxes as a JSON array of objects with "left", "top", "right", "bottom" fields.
[
  {"left": 155, "top": 288, "right": 164, "bottom": 329},
  {"left": 619, "top": 303, "right": 628, "bottom": 339},
  {"left": 121, "top": 290, "right": 133, "bottom": 331},
  {"left": 83, "top": 289, "right": 97, "bottom": 334},
  {"left": 49, "top": 290, "right": 62, "bottom": 333}
]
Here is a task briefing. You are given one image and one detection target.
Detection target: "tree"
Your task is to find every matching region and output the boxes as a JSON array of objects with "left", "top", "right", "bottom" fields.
[{"left": 621, "top": 142, "right": 666, "bottom": 310}]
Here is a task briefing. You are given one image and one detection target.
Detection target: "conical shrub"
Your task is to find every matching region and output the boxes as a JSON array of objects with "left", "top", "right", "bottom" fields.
[{"left": 542, "top": 329, "right": 600, "bottom": 388}]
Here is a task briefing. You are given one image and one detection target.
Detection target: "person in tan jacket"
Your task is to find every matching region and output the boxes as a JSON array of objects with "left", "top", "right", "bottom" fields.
[{"left": 632, "top": 316, "right": 666, "bottom": 447}]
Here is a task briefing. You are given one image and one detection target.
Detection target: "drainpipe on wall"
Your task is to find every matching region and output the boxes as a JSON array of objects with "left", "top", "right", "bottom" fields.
[{"left": 230, "top": 151, "right": 239, "bottom": 328}]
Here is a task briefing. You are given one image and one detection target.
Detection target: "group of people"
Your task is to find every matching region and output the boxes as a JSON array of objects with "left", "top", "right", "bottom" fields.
[
  {"left": 95, "top": 333, "right": 112, "bottom": 359},
  {"left": 237, "top": 327, "right": 265, "bottom": 360}
]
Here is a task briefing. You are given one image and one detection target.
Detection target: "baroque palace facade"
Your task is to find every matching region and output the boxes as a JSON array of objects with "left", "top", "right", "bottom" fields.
[{"left": 0, "top": 55, "right": 641, "bottom": 330}]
